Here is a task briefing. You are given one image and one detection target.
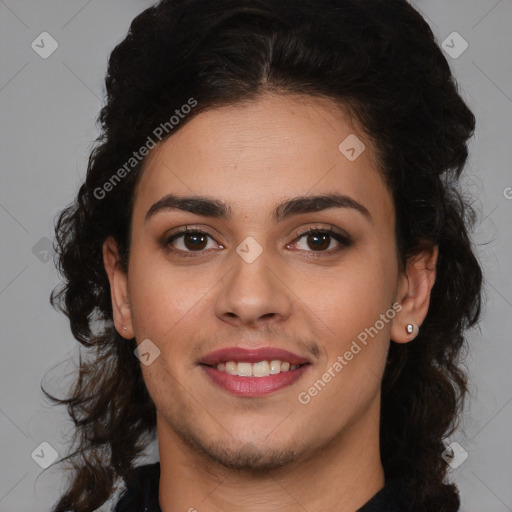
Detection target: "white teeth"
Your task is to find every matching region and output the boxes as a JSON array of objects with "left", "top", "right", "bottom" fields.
[
  {"left": 215, "top": 360, "right": 301, "bottom": 376},
  {"left": 253, "top": 361, "right": 270, "bottom": 377},
  {"left": 225, "top": 361, "right": 237, "bottom": 375},
  {"left": 236, "top": 362, "right": 252, "bottom": 377},
  {"left": 269, "top": 360, "right": 281, "bottom": 374}
]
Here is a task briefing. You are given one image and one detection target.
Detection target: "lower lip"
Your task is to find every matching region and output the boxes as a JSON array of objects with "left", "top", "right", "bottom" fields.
[{"left": 201, "top": 365, "right": 310, "bottom": 397}]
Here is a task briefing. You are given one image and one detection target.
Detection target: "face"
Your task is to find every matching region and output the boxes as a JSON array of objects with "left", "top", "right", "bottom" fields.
[{"left": 105, "top": 93, "right": 434, "bottom": 472}]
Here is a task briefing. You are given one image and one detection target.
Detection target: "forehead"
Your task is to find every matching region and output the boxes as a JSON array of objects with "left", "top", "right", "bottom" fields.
[{"left": 133, "top": 93, "right": 392, "bottom": 223}]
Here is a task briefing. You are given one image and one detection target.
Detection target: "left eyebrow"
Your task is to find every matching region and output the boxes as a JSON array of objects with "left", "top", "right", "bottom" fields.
[
  {"left": 145, "top": 192, "right": 372, "bottom": 223},
  {"left": 274, "top": 193, "right": 372, "bottom": 223}
]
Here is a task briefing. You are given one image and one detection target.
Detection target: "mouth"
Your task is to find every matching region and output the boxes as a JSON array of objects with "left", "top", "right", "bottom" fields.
[{"left": 199, "top": 347, "right": 311, "bottom": 397}]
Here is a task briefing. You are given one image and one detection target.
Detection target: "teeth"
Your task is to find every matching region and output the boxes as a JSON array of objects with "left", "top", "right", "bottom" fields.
[
  {"left": 269, "top": 360, "right": 281, "bottom": 374},
  {"left": 215, "top": 360, "right": 301, "bottom": 376},
  {"left": 252, "top": 360, "right": 270, "bottom": 377},
  {"left": 225, "top": 361, "right": 237, "bottom": 375},
  {"left": 237, "top": 362, "right": 252, "bottom": 377}
]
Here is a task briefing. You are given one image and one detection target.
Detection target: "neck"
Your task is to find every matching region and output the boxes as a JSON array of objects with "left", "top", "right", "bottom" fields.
[{"left": 157, "top": 404, "right": 384, "bottom": 512}]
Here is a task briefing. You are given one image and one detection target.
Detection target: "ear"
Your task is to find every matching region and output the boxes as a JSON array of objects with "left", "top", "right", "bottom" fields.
[
  {"left": 103, "top": 237, "right": 134, "bottom": 339},
  {"left": 390, "top": 244, "right": 438, "bottom": 344}
]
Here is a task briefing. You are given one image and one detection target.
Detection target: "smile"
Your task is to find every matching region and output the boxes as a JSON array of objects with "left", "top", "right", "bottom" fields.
[{"left": 199, "top": 347, "right": 311, "bottom": 397}]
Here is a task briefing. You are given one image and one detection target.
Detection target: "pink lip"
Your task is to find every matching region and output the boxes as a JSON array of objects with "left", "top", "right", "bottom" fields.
[
  {"left": 199, "top": 347, "right": 310, "bottom": 366},
  {"left": 201, "top": 364, "right": 310, "bottom": 397}
]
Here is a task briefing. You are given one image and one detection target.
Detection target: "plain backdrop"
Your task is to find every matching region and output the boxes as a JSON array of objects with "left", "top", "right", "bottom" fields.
[{"left": 1, "top": 1, "right": 511, "bottom": 511}]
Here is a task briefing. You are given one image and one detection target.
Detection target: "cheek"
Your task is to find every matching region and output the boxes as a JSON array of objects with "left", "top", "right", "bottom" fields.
[
  {"left": 292, "top": 245, "right": 397, "bottom": 415},
  {"left": 127, "top": 250, "right": 215, "bottom": 343},
  {"left": 295, "top": 259, "right": 395, "bottom": 430},
  {"left": 293, "top": 249, "right": 397, "bottom": 345}
]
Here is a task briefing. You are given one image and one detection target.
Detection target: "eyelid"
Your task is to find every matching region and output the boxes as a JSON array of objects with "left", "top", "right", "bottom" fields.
[
  {"left": 290, "top": 223, "right": 351, "bottom": 241},
  {"left": 287, "top": 224, "right": 353, "bottom": 252},
  {"left": 162, "top": 226, "right": 224, "bottom": 254},
  {"left": 162, "top": 223, "right": 353, "bottom": 255}
]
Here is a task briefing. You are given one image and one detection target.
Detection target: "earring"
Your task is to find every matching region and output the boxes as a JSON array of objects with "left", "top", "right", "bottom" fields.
[
  {"left": 123, "top": 325, "right": 127, "bottom": 331},
  {"left": 406, "top": 323, "right": 414, "bottom": 334}
]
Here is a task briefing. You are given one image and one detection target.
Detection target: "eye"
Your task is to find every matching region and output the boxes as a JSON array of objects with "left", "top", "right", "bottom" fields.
[
  {"left": 164, "top": 228, "right": 223, "bottom": 253},
  {"left": 162, "top": 225, "right": 352, "bottom": 257},
  {"left": 288, "top": 226, "right": 352, "bottom": 254}
]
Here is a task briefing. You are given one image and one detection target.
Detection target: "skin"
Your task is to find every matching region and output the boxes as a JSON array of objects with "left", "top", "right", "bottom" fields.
[{"left": 103, "top": 93, "right": 438, "bottom": 512}]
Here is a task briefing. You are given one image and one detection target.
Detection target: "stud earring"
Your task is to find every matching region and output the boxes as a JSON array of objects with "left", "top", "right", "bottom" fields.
[
  {"left": 406, "top": 323, "right": 414, "bottom": 334},
  {"left": 123, "top": 325, "right": 127, "bottom": 331}
]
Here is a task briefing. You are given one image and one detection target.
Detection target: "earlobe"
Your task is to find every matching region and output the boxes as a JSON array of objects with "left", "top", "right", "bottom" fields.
[
  {"left": 102, "top": 237, "right": 134, "bottom": 339},
  {"left": 390, "top": 245, "right": 438, "bottom": 344}
]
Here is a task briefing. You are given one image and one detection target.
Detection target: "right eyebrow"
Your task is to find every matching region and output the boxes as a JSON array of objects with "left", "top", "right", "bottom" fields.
[{"left": 145, "top": 194, "right": 232, "bottom": 223}]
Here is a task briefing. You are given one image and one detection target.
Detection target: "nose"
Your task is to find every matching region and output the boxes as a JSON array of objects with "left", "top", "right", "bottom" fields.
[{"left": 215, "top": 249, "right": 293, "bottom": 328}]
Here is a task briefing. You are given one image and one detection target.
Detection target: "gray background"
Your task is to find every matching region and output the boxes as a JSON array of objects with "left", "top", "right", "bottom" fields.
[{"left": 1, "top": 1, "right": 511, "bottom": 511}]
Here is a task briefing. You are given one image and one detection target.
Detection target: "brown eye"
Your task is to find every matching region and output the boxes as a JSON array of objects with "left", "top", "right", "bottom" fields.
[
  {"left": 182, "top": 232, "right": 208, "bottom": 250},
  {"left": 165, "top": 229, "right": 222, "bottom": 253},
  {"left": 290, "top": 228, "right": 353, "bottom": 254},
  {"left": 305, "top": 231, "right": 331, "bottom": 251}
]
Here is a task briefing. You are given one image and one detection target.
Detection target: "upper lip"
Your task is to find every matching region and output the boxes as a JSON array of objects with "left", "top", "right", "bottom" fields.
[{"left": 199, "top": 347, "right": 311, "bottom": 366}]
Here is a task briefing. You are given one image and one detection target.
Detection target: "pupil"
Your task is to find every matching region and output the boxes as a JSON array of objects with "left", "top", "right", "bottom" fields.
[
  {"left": 185, "top": 233, "right": 207, "bottom": 250},
  {"left": 308, "top": 232, "right": 329, "bottom": 251}
]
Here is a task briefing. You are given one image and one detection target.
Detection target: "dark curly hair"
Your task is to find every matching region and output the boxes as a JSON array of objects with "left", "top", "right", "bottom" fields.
[{"left": 46, "top": 0, "right": 483, "bottom": 510}]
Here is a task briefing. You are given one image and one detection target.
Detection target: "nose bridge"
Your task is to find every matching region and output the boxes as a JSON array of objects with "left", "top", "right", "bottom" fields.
[{"left": 215, "top": 243, "right": 292, "bottom": 325}]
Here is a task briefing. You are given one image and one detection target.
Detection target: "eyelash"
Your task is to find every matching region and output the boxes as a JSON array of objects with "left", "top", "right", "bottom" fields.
[{"left": 162, "top": 225, "right": 353, "bottom": 258}]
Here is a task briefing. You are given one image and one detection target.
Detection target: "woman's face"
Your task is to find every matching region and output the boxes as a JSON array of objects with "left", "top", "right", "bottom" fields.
[{"left": 107, "top": 93, "right": 422, "bottom": 470}]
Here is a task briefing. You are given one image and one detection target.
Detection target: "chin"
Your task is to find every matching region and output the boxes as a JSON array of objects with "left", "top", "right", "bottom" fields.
[
  {"left": 193, "top": 439, "right": 303, "bottom": 473},
  {"left": 174, "top": 420, "right": 305, "bottom": 473}
]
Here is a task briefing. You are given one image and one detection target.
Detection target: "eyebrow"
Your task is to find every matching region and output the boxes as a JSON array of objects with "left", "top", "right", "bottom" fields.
[{"left": 145, "top": 192, "right": 372, "bottom": 223}]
